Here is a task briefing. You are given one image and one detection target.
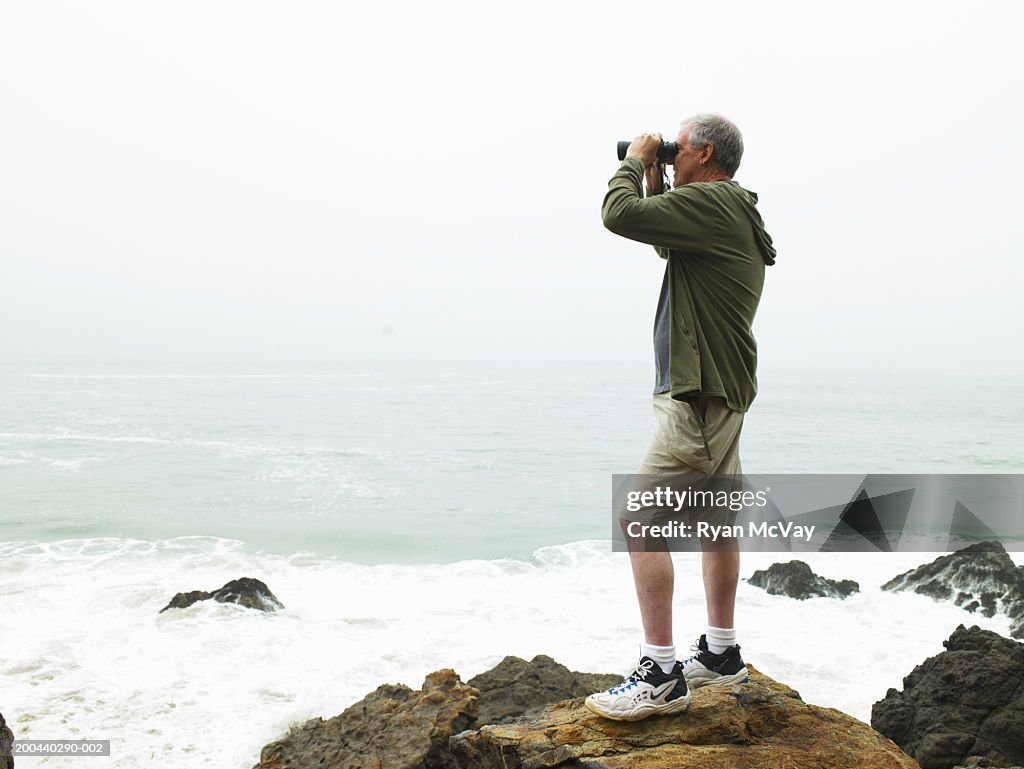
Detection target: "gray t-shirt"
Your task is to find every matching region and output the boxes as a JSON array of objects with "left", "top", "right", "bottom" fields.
[{"left": 653, "top": 263, "right": 671, "bottom": 394}]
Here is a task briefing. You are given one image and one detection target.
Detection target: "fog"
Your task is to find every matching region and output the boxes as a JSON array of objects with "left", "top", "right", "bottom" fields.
[{"left": 2, "top": 0, "right": 1022, "bottom": 373}]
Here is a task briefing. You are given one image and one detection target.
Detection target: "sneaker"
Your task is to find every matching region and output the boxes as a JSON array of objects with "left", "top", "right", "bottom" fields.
[
  {"left": 584, "top": 656, "right": 691, "bottom": 721},
  {"left": 680, "top": 634, "right": 749, "bottom": 689}
]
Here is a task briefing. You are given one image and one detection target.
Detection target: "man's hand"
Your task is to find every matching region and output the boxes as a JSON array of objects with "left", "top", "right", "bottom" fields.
[
  {"left": 625, "top": 132, "right": 662, "bottom": 167},
  {"left": 644, "top": 162, "right": 664, "bottom": 195}
]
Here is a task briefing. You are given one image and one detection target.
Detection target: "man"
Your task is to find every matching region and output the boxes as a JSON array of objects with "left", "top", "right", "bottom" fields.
[{"left": 585, "top": 114, "right": 777, "bottom": 721}]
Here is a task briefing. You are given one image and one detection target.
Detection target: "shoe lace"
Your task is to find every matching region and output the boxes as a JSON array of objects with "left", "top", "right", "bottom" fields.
[
  {"left": 682, "top": 639, "right": 738, "bottom": 672},
  {"left": 681, "top": 638, "right": 702, "bottom": 665},
  {"left": 607, "top": 658, "right": 656, "bottom": 694}
]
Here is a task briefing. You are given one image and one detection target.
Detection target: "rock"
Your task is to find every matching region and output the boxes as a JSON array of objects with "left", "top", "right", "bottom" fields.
[
  {"left": 871, "top": 625, "right": 1024, "bottom": 769},
  {"left": 881, "top": 541, "right": 1024, "bottom": 639},
  {"left": 161, "top": 589, "right": 210, "bottom": 611},
  {"left": 450, "top": 665, "right": 919, "bottom": 768},
  {"left": 1, "top": 710, "right": 13, "bottom": 769},
  {"left": 255, "top": 669, "right": 478, "bottom": 769},
  {"left": 159, "top": 577, "right": 284, "bottom": 613},
  {"left": 466, "top": 655, "right": 622, "bottom": 725},
  {"left": 953, "top": 758, "right": 1024, "bottom": 769},
  {"left": 206, "top": 578, "right": 284, "bottom": 612},
  {"left": 747, "top": 560, "right": 859, "bottom": 600},
  {"left": 1013, "top": 616, "right": 1024, "bottom": 641}
]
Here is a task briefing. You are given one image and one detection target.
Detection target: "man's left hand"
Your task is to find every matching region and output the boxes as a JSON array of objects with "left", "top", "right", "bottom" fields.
[{"left": 625, "top": 132, "right": 662, "bottom": 167}]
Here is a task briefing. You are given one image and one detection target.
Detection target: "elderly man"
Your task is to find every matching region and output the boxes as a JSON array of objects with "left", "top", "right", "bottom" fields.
[{"left": 585, "top": 114, "right": 777, "bottom": 721}]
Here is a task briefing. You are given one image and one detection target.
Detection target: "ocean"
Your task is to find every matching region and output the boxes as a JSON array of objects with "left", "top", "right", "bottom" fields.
[{"left": 2, "top": 360, "right": 1022, "bottom": 767}]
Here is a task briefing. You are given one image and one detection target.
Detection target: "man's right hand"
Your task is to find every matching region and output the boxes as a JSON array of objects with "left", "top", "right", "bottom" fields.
[{"left": 645, "top": 162, "right": 665, "bottom": 196}]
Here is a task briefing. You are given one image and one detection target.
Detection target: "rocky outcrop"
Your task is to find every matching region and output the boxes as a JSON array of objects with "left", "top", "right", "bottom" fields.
[
  {"left": 254, "top": 669, "right": 477, "bottom": 769},
  {"left": 872, "top": 625, "right": 1024, "bottom": 769},
  {"left": 747, "top": 560, "right": 859, "bottom": 599},
  {"left": 252, "top": 656, "right": 926, "bottom": 768},
  {"left": 953, "top": 759, "right": 1024, "bottom": 769},
  {"left": 1, "top": 710, "right": 13, "bottom": 769},
  {"left": 159, "top": 577, "right": 284, "bottom": 613},
  {"left": 881, "top": 541, "right": 1024, "bottom": 639},
  {"left": 450, "top": 666, "right": 920, "bottom": 768},
  {"left": 466, "top": 655, "right": 621, "bottom": 725}
]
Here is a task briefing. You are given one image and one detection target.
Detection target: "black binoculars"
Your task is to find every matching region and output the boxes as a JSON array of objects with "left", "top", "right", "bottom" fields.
[{"left": 616, "top": 140, "right": 679, "bottom": 163}]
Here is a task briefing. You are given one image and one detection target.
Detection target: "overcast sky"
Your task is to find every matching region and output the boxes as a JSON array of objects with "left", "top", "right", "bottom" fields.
[{"left": 2, "top": 0, "right": 1022, "bottom": 372}]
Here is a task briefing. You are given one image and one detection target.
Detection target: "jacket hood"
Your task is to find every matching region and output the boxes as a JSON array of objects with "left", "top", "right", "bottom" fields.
[{"left": 737, "top": 186, "right": 777, "bottom": 266}]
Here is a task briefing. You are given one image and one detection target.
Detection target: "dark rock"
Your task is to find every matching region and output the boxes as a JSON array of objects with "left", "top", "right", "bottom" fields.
[
  {"left": 208, "top": 578, "right": 284, "bottom": 611},
  {"left": 450, "top": 665, "right": 920, "bottom": 768},
  {"left": 254, "top": 669, "right": 477, "bottom": 769},
  {"left": 466, "top": 654, "right": 622, "bottom": 724},
  {"left": 747, "top": 559, "right": 859, "bottom": 600},
  {"left": 871, "top": 625, "right": 1024, "bottom": 769},
  {"left": 1, "top": 710, "right": 13, "bottom": 769},
  {"left": 161, "top": 590, "right": 211, "bottom": 611},
  {"left": 159, "top": 577, "right": 284, "bottom": 613},
  {"left": 953, "top": 758, "right": 1024, "bottom": 769},
  {"left": 881, "top": 541, "right": 1024, "bottom": 639}
]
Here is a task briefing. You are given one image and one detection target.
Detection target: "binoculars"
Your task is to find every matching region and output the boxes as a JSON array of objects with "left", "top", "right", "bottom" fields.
[{"left": 616, "top": 140, "right": 679, "bottom": 163}]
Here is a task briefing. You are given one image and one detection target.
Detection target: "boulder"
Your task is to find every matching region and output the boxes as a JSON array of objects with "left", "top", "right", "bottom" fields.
[
  {"left": 159, "top": 577, "right": 284, "bottom": 613},
  {"left": 747, "top": 560, "right": 859, "bottom": 599},
  {"left": 881, "top": 541, "right": 1024, "bottom": 639},
  {"left": 254, "top": 669, "right": 477, "bottom": 769},
  {"left": 953, "top": 759, "right": 1024, "bottom": 769},
  {"left": 871, "top": 625, "right": 1024, "bottom": 769},
  {"left": 450, "top": 665, "right": 919, "bottom": 768},
  {"left": 467, "top": 655, "right": 622, "bottom": 724},
  {"left": 0, "top": 710, "right": 13, "bottom": 769}
]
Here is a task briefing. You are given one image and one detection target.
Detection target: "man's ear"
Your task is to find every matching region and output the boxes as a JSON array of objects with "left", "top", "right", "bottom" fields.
[{"left": 699, "top": 143, "right": 715, "bottom": 165}]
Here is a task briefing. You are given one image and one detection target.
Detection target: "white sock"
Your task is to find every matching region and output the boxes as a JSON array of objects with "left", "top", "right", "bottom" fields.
[
  {"left": 641, "top": 642, "right": 676, "bottom": 674},
  {"left": 706, "top": 625, "right": 736, "bottom": 655}
]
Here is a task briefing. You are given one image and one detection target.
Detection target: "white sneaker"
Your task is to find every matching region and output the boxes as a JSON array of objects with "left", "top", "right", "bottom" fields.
[
  {"left": 681, "top": 634, "right": 750, "bottom": 689},
  {"left": 584, "top": 656, "right": 691, "bottom": 721}
]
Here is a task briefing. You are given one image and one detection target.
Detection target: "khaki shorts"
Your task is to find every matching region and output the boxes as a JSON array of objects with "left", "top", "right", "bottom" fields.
[
  {"left": 618, "top": 394, "right": 746, "bottom": 546},
  {"left": 638, "top": 393, "right": 744, "bottom": 475}
]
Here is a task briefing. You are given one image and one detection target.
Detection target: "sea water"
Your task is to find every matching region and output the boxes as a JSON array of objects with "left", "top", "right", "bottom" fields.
[{"left": 2, "top": 360, "right": 1022, "bottom": 767}]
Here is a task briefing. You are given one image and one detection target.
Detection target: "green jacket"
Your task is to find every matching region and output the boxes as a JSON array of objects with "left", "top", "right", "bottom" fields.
[{"left": 602, "top": 157, "right": 777, "bottom": 413}]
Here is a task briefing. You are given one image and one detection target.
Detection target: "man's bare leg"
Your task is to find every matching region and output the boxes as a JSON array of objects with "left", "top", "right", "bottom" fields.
[
  {"left": 628, "top": 549, "right": 674, "bottom": 645},
  {"left": 701, "top": 546, "right": 739, "bottom": 629},
  {"left": 680, "top": 543, "right": 748, "bottom": 689},
  {"left": 585, "top": 539, "right": 691, "bottom": 721}
]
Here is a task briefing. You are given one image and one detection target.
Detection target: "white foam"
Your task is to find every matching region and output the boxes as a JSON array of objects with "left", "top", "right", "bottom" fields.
[
  {"left": 0, "top": 431, "right": 170, "bottom": 445},
  {"left": 0, "top": 537, "right": 1013, "bottom": 767}
]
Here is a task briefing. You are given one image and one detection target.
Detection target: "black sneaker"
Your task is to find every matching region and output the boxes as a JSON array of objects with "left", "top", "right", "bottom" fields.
[
  {"left": 584, "top": 656, "right": 691, "bottom": 721},
  {"left": 680, "top": 634, "right": 749, "bottom": 689}
]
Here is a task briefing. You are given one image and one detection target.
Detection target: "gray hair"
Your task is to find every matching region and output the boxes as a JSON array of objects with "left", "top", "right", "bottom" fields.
[{"left": 683, "top": 114, "right": 744, "bottom": 177}]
